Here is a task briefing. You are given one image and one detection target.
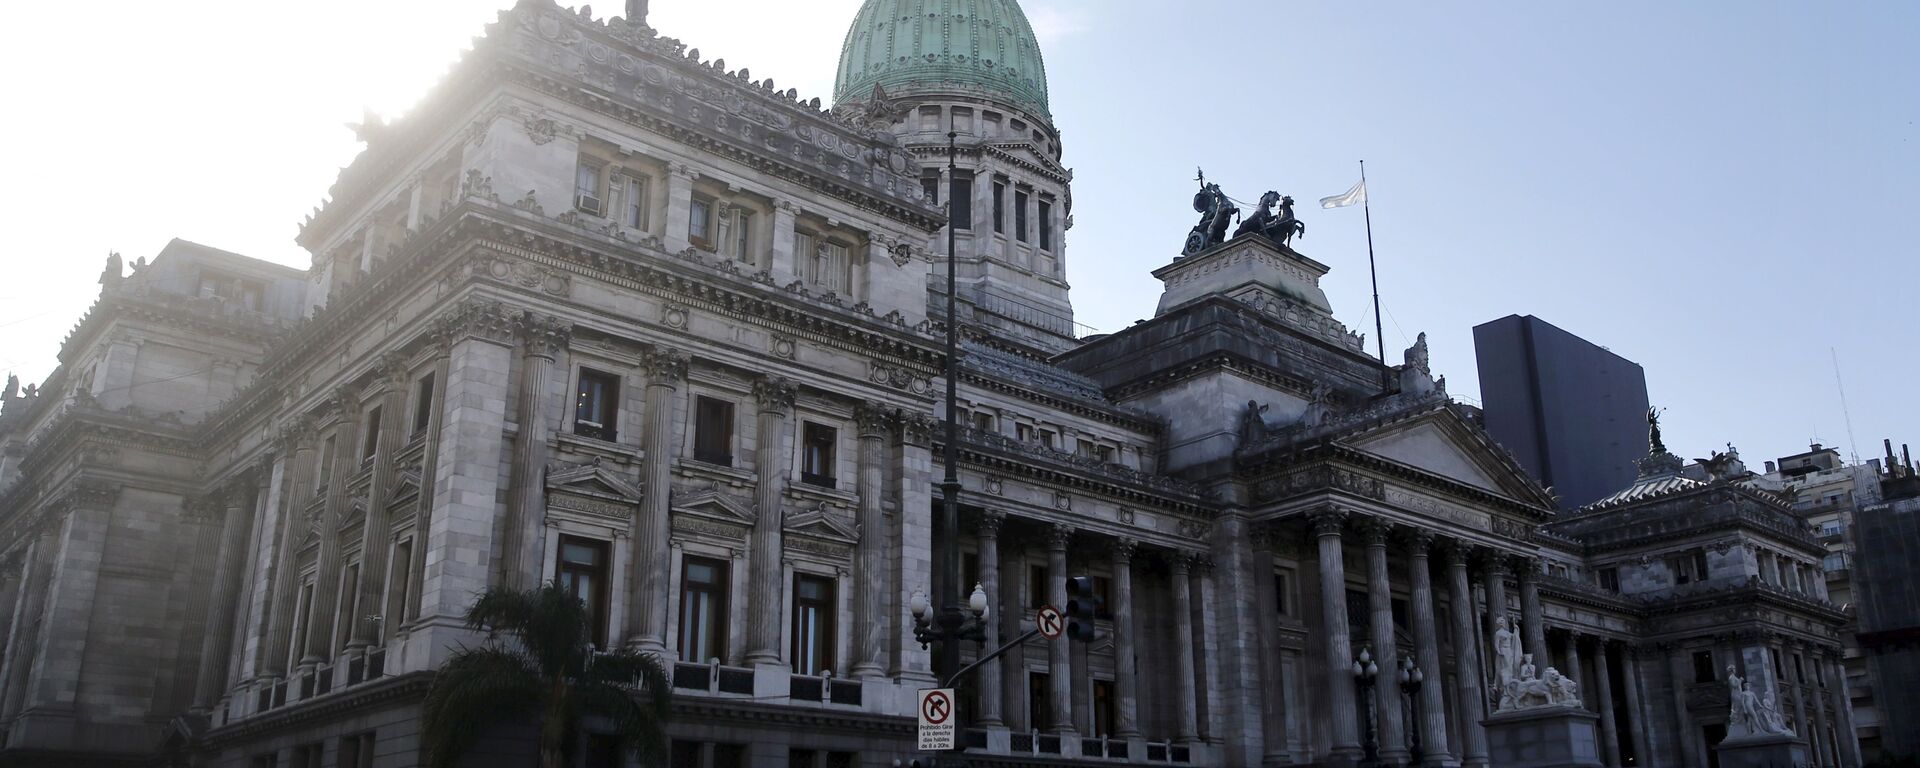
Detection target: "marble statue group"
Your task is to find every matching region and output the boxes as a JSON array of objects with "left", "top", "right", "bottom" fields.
[
  {"left": 1725, "top": 665, "right": 1795, "bottom": 738},
  {"left": 1492, "top": 616, "right": 1582, "bottom": 711}
]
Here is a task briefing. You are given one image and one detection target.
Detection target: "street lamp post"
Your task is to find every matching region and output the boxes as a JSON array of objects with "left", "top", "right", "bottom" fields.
[
  {"left": 1398, "top": 655, "right": 1426, "bottom": 765},
  {"left": 1353, "top": 646, "right": 1380, "bottom": 764}
]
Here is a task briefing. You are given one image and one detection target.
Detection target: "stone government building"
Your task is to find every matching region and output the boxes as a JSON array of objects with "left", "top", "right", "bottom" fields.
[{"left": 0, "top": 0, "right": 1866, "bottom": 766}]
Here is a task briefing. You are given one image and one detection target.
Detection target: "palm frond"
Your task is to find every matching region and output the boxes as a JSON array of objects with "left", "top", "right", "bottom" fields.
[
  {"left": 580, "top": 649, "right": 672, "bottom": 723},
  {"left": 464, "top": 587, "right": 539, "bottom": 637},
  {"left": 420, "top": 645, "right": 545, "bottom": 768},
  {"left": 524, "top": 582, "right": 591, "bottom": 677}
]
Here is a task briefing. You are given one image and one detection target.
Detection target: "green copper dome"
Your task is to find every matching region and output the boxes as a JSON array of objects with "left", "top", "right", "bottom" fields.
[{"left": 834, "top": 0, "right": 1051, "bottom": 120}]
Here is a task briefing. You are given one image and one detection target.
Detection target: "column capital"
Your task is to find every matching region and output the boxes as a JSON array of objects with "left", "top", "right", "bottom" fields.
[
  {"left": 1354, "top": 516, "right": 1394, "bottom": 547},
  {"left": 854, "top": 401, "right": 893, "bottom": 438},
  {"left": 1168, "top": 551, "right": 1195, "bottom": 576},
  {"left": 1477, "top": 550, "right": 1512, "bottom": 577},
  {"left": 752, "top": 376, "right": 796, "bottom": 415},
  {"left": 1441, "top": 537, "right": 1476, "bottom": 567},
  {"left": 1110, "top": 537, "right": 1138, "bottom": 563},
  {"left": 1247, "top": 523, "right": 1276, "bottom": 552},
  {"left": 430, "top": 297, "right": 520, "bottom": 347},
  {"left": 641, "top": 347, "right": 689, "bottom": 384},
  {"left": 1045, "top": 524, "right": 1074, "bottom": 552},
  {"left": 318, "top": 385, "right": 360, "bottom": 426},
  {"left": 897, "top": 411, "right": 936, "bottom": 447},
  {"left": 1514, "top": 555, "right": 1544, "bottom": 580},
  {"left": 668, "top": 161, "right": 698, "bottom": 179},
  {"left": 374, "top": 350, "right": 414, "bottom": 388},
  {"left": 773, "top": 198, "right": 799, "bottom": 215},
  {"left": 977, "top": 510, "right": 1005, "bottom": 538},
  {"left": 516, "top": 311, "right": 572, "bottom": 358},
  {"left": 1398, "top": 526, "right": 1437, "bottom": 554},
  {"left": 1309, "top": 507, "right": 1348, "bottom": 537}
]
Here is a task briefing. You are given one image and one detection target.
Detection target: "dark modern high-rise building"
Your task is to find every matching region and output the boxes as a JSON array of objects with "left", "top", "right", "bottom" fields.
[{"left": 1473, "top": 314, "right": 1650, "bottom": 508}]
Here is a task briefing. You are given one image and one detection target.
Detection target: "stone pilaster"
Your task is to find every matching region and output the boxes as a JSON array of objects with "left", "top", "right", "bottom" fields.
[
  {"left": 0, "top": 529, "right": 56, "bottom": 721},
  {"left": 1667, "top": 646, "right": 1702, "bottom": 768},
  {"left": 1404, "top": 527, "right": 1449, "bottom": 764},
  {"left": 851, "top": 403, "right": 893, "bottom": 680},
  {"left": 1564, "top": 632, "right": 1586, "bottom": 711},
  {"left": 663, "top": 162, "right": 697, "bottom": 253},
  {"left": 1248, "top": 526, "right": 1289, "bottom": 765},
  {"left": 627, "top": 347, "right": 684, "bottom": 656},
  {"left": 1445, "top": 542, "right": 1489, "bottom": 767},
  {"left": 500, "top": 314, "right": 569, "bottom": 591},
  {"left": 1169, "top": 549, "right": 1199, "bottom": 744},
  {"left": 1593, "top": 640, "right": 1621, "bottom": 768},
  {"left": 262, "top": 423, "right": 317, "bottom": 677},
  {"left": 350, "top": 356, "right": 411, "bottom": 649},
  {"left": 1519, "top": 559, "right": 1548, "bottom": 666},
  {"left": 1110, "top": 537, "right": 1141, "bottom": 740},
  {"left": 1047, "top": 524, "right": 1077, "bottom": 737},
  {"left": 744, "top": 376, "right": 794, "bottom": 665},
  {"left": 404, "top": 339, "right": 454, "bottom": 639},
  {"left": 971, "top": 511, "right": 1005, "bottom": 724},
  {"left": 1620, "top": 645, "right": 1652, "bottom": 768},
  {"left": 1358, "top": 518, "right": 1407, "bottom": 763},
  {"left": 301, "top": 389, "right": 360, "bottom": 667},
  {"left": 18, "top": 481, "right": 119, "bottom": 728},
  {"left": 997, "top": 523, "right": 1026, "bottom": 730},
  {"left": 226, "top": 462, "right": 276, "bottom": 701},
  {"left": 892, "top": 414, "right": 935, "bottom": 681},
  {"left": 770, "top": 200, "right": 799, "bottom": 278},
  {"left": 192, "top": 478, "right": 258, "bottom": 711},
  {"left": 1312, "top": 508, "right": 1361, "bottom": 761},
  {"left": 1791, "top": 645, "right": 1810, "bottom": 745}
]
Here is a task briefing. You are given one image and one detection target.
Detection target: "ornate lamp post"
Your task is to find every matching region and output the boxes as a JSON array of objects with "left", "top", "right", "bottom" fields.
[
  {"left": 1353, "top": 646, "right": 1380, "bottom": 764},
  {"left": 1398, "top": 655, "right": 1426, "bottom": 765},
  {"left": 909, "top": 584, "right": 991, "bottom": 649}
]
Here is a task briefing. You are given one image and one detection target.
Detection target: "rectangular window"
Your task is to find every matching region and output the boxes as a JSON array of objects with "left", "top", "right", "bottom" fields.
[
  {"left": 1823, "top": 552, "right": 1847, "bottom": 572},
  {"left": 802, "top": 423, "right": 837, "bottom": 489},
  {"left": 962, "top": 553, "right": 980, "bottom": 601},
  {"left": 1090, "top": 575, "right": 1114, "bottom": 619},
  {"left": 694, "top": 396, "right": 735, "bottom": 466},
  {"left": 292, "top": 581, "right": 316, "bottom": 665},
  {"left": 690, "top": 198, "right": 713, "bottom": 245},
  {"left": 250, "top": 753, "right": 278, "bottom": 768},
  {"left": 583, "top": 734, "right": 621, "bottom": 768},
  {"left": 558, "top": 536, "right": 612, "bottom": 647},
  {"left": 671, "top": 742, "right": 701, "bottom": 768},
  {"left": 337, "top": 563, "right": 361, "bottom": 649},
  {"left": 360, "top": 406, "right": 383, "bottom": 461},
  {"left": 1016, "top": 423, "right": 1034, "bottom": 443},
  {"left": 992, "top": 180, "right": 1006, "bottom": 234},
  {"left": 574, "top": 368, "right": 620, "bottom": 442},
  {"left": 950, "top": 174, "right": 973, "bottom": 230},
  {"left": 317, "top": 435, "right": 338, "bottom": 491},
  {"left": 411, "top": 374, "right": 435, "bottom": 436},
  {"left": 826, "top": 753, "right": 854, "bottom": 768},
  {"left": 679, "top": 556, "right": 730, "bottom": 663},
  {"left": 734, "top": 211, "right": 753, "bottom": 263},
  {"left": 1275, "top": 570, "right": 1292, "bottom": 617},
  {"left": 1028, "top": 672, "right": 1051, "bottom": 731},
  {"left": 618, "top": 175, "right": 649, "bottom": 229},
  {"left": 921, "top": 172, "right": 940, "bottom": 205},
  {"left": 339, "top": 732, "right": 375, "bottom": 768},
  {"left": 713, "top": 744, "right": 746, "bottom": 768},
  {"left": 1598, "top": 567, "right": 1620, "bottom": 593},
  {"left": 1692, "top": 550, "right": 1710, "bottom": 581},
  {"left": 388, "top": 538, "right": 414, "bottom": 624},
  {"left": 812, "top": 241, "right": 847, "bottom": 291},
  {"left": 1015, "top": 190, "right": 1030, "bottom": 242},
  {"left": 791, "top": 574, "right": 836, "bottom": 676},
  {"left": 290, "top": 743, "right": 324, "bottom": 768},
  {"left": 1693, "top": 650, "right": 1716, "bottom": 683},
  {"left": 1038, "top": 429, "right": 1057, "bottom": 450},
  {"left": 794, "top": 232, "right": 816, "bottom": 276},
  {"left": 575, "top": 161, "right": 604, "bottom": 216},
  {"left": 972, "top": 411, "right": 996, "bottom": 433},
  {"left": 1092, "top": 679, "right": 1116, "bottom": 737},
  {"left": 1038, "top": 198, "right": 1053, "bottom": 250},
  {"left": 1029, "top": 564, "right": 1049, "bottom": 608}
]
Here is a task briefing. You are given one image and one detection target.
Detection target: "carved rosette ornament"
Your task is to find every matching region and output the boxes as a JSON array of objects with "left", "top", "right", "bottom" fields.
[
  {"left": 854, "top": 402, "right": 892, "bottom": 438},
  {"left": 516, "top": 312, "right": 572, "bottom": 358},
  {"left": 752, "top": 377, "right": 796, "bottom": 415},
  {"left": 640, "top": 347, "right": 689, "bottom": 384}
]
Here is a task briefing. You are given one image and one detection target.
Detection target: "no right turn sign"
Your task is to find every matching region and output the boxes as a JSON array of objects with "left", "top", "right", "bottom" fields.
[{"left": 917, "top": 687, "right": 956, "bottom": 750}]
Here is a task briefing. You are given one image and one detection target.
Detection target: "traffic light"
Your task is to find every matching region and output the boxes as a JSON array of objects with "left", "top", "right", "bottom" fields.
[{"left": 1065, "top": 576, "right": 1102, "bottom": 643}]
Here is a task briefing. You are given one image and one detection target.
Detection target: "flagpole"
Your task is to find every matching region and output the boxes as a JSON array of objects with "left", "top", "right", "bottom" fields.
[{"left": 1361, "top": 160, "right": 1389, "bottom": 392}]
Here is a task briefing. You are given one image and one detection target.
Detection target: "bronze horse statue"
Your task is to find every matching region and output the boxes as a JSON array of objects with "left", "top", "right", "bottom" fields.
[{"left": 1233, "top": 190, "right": 1305, "bottom": 249}]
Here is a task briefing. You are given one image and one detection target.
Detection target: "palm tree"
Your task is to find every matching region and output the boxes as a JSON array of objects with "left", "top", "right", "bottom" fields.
[{"left": 421, "top": 582, "right": 671, "bottom": 768}]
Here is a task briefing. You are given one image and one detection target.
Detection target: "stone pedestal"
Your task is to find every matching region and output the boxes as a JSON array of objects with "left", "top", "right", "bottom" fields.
[
  {"left": 1483, "top": 706, "right": 1604, "bottom": 768},
  {"left": 1715, "top": 733, "right": 1812, "bottom": 768}
]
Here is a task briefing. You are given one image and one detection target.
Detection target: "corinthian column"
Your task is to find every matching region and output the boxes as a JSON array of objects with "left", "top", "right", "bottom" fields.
[
  {"left": 262, "top": 422, "right": 316, "bottom": 677},
  {"left": 851, "top": 403, "right": 893, "bottom": 679},
  {"left": 191, "top": 479, "right": 258, "bottom": 712},
  {"left": 351, "top": 355, "right": 411, "bottom": 648},
  {"left": 1519, "top": 558, "right": 1548, "bottom": 664},
  {"left": 971, "top": 510, "right": 1005, "bottom": 724},
  {"left": 1359, "top": 518, "right": 1407, "bottom": 763},
  {"left": 1405, "top": 528, "right": 1450, "bottom": 763},
  {"left": 1446, "top": 542, "right": 1489, "bottom": 767},
  {"left": 1111, "top": 537, "right": 1141, "bottom": 740},
  {"left": 1047, "top": 525, "right": 1077, "bottom": 737},
  {"left": 744, "top": 377, "right": 795, "bottom": 666},
  {"left": 628, "top": 348, "right": 684, "bottom": 656},
  {"left": 501, "top": 314, "right": 569, "bottom": 591},
  {"left": 303, "top": 390, "right": 360, "bottom": 667},
  {"left": 1312, "top": 508, "right": 1361, "bottom": 760},
  {"left": 1169, "top": 550, "right": 1199, "bottom": 744}
]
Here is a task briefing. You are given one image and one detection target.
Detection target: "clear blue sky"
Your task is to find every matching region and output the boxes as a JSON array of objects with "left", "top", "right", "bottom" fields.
[{"left": 1, "top": 0, "right": 1914, "bottom": 471}]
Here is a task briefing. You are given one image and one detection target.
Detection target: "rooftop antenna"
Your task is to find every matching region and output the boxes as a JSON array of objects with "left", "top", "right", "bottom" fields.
[{"left": 1831, "top": 347, "right": 1861, "bottom": 465}]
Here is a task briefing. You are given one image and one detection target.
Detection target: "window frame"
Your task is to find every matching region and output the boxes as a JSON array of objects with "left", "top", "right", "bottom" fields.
[
  {"left": 1014, "top": 189, "right": 1030, "bottom": 242},
  {"left": 690, "top": 196, "right": 715, "bottom": 247},
  {"left": 411, "top": 373, "right": 436, "bottom": 437},
  {"left": 790, "top": 572, "right": 837, "bottom": 676},
  {"left": 556, "top": 535, "right": 613, "bottom": 647},
  {"left": 992, "top": 179, "right": 1007, "bottom": 234},
  {"left": 1038, "top": 197, "right": 1054, "bottom": 250},
  {"left": 949, "top": 173, "right": 973, "bottom": 231},
  {"left": 678, "top": 555, "right": 732, "bottom": 664},
  {"left": 692, "top": 395, "right": 735, "bottom": 466},
  {"left": 575, "top": 158, "right": 606, "bottom": 216},
  {"left": 800, "top": 422, "right": 838, "bottom": 489},
  {"left": 573, "top": 368, "right": 621, "bottom": 442},
  {"left": 360, "top": 405, "right": 383, "bottom": 462},
  {"left": 615, "top": 173, "right": 650, "bottom": 230}
]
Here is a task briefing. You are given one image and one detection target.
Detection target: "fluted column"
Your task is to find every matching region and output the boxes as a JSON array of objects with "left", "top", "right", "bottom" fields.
[
  {"left": 744, "top": 377, "right": 794, "bottom": 665},
  {"left": 1666, "top": 647, "right": 1702, "bottom": 768},
  {"left": 1620, "top": 645, "right": 1652, "bottom": 767},
  {"left": 1404, "top": 528, "right": 1449, "bottom": 764},
  {"left": 628, "top": 348, "right": 684, "bottom": 656},
  {"left": 971, "top": 511, "right": 1005, "bottom": 724},
  {"left": 663, "top": 162, "right": 697, "bottom": 253},
  {"left": 1446, "top": 543, "right": 1489, "bottom": 767},
  {"left": 403, "top": 344, "right": 452, "bottom": 633},
  {"left": 1827, "top": 651, "right": 1859, "bottom": 767},
  {"left": 1359, "top": 519, "right": 1407, "bottom": 763},
  {"left": 262, "top": 424, "right": 316, "bottom": 676},
  {"left": 500, "top": 314, "right": 568, "bottom": 591},
  {"left": 1791, "top": 647, "right": 1809, "bottom": 739},
  {"left": 302, "top": 391, "right": 360, "bottom": 666},
  {"left": 0, "top": 531, "right": 55, "bottom": 721},
  {"left": 1812, "top": 651, "right": 1834, "bottom": 766},
  {"left": 852, "top": 403, "right": 893, "bottom": 680},
  {"left": 1312, "top": 509, "right": 1361, "bottom": 760},
  {"left": 1169, "top": 550, "right": 1199, "bottom": 744},
  {"left": 351, "top": 356, "right": 411, "bottom": 648},
  {"left": 1111, "top": 538, "right": 1142, "bottom": 740},
  {"left": 1249, "top": 526, "right": 1289, "bottom": 764},
  {"left": 191, "top": 480, "right": 258, "bottom": 711},
  {"left": 1564, "top": 631, "right": 1586, "bottom": 711},
  {"left": 1483, "top": 559, "right": 1510, "bottom": 689},
  {"left": 1046, "top": 525, "right": 1077, "bottom": 736},
  {"left": 1518, "top": 559, "right": 1547, "bottom": 667},
  {"left": 1593, "top": 640, "right": 1621, "bottom": 768}
]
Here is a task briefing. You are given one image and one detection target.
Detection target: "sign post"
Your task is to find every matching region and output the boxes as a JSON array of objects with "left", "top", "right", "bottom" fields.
[
  {"left": 918, "top": 687, "right": 956, "bottom": 751},
  {"left": 1037, "top": 604, "right": 1064, "bottom": 640}
]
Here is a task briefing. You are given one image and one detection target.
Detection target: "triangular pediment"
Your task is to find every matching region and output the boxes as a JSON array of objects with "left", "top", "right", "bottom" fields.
[
  {"left": 1343, "top": 408, "right": 1555, "bottom": 507},
  {"left": 671, "top": 488, "right": 755, "bottom": 525},
  {"left": 391, "top": 469, "right": 422, "bottom": 501},
  {"left": 784, "top": 506, "right": 859, "bottom": 544},
  {"left": 546, "top": 463, "right": 643, "bottom": 504}
]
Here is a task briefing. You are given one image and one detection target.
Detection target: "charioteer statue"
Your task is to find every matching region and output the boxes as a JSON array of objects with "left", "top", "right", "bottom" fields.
[{"left": 1179, "top": 169, "right": 1307, "bottom": 257}]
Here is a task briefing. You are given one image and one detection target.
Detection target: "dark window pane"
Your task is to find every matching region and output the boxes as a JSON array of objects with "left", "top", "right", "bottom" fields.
[
  {"left": 695, "top": 396, "right": 734, "bottom": 465},
  {"left": 950, "top": 176, "right": 973, "bottom": 231},
  {"left": 1039, "top": 199, "right": 1053, "bottom": 250}
]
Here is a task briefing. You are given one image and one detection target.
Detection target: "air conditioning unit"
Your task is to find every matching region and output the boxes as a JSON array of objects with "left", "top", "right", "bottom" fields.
[{"left": 575, "top": 194, "right": 603, "bottom": 216}]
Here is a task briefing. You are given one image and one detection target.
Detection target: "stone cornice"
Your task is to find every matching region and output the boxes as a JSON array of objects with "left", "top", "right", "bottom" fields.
[
  {"left": 1247, "top": 443, "right": 1554, "bottom": 522},
  {"left": 200, "top": 673, "right": 432, "bottom": 748},
  {"left": 958, "top": 367, "right": 1161, "bottom": 435},
  {"left": 940, "top": 425, "right": 1213, "bottom": 512}
]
